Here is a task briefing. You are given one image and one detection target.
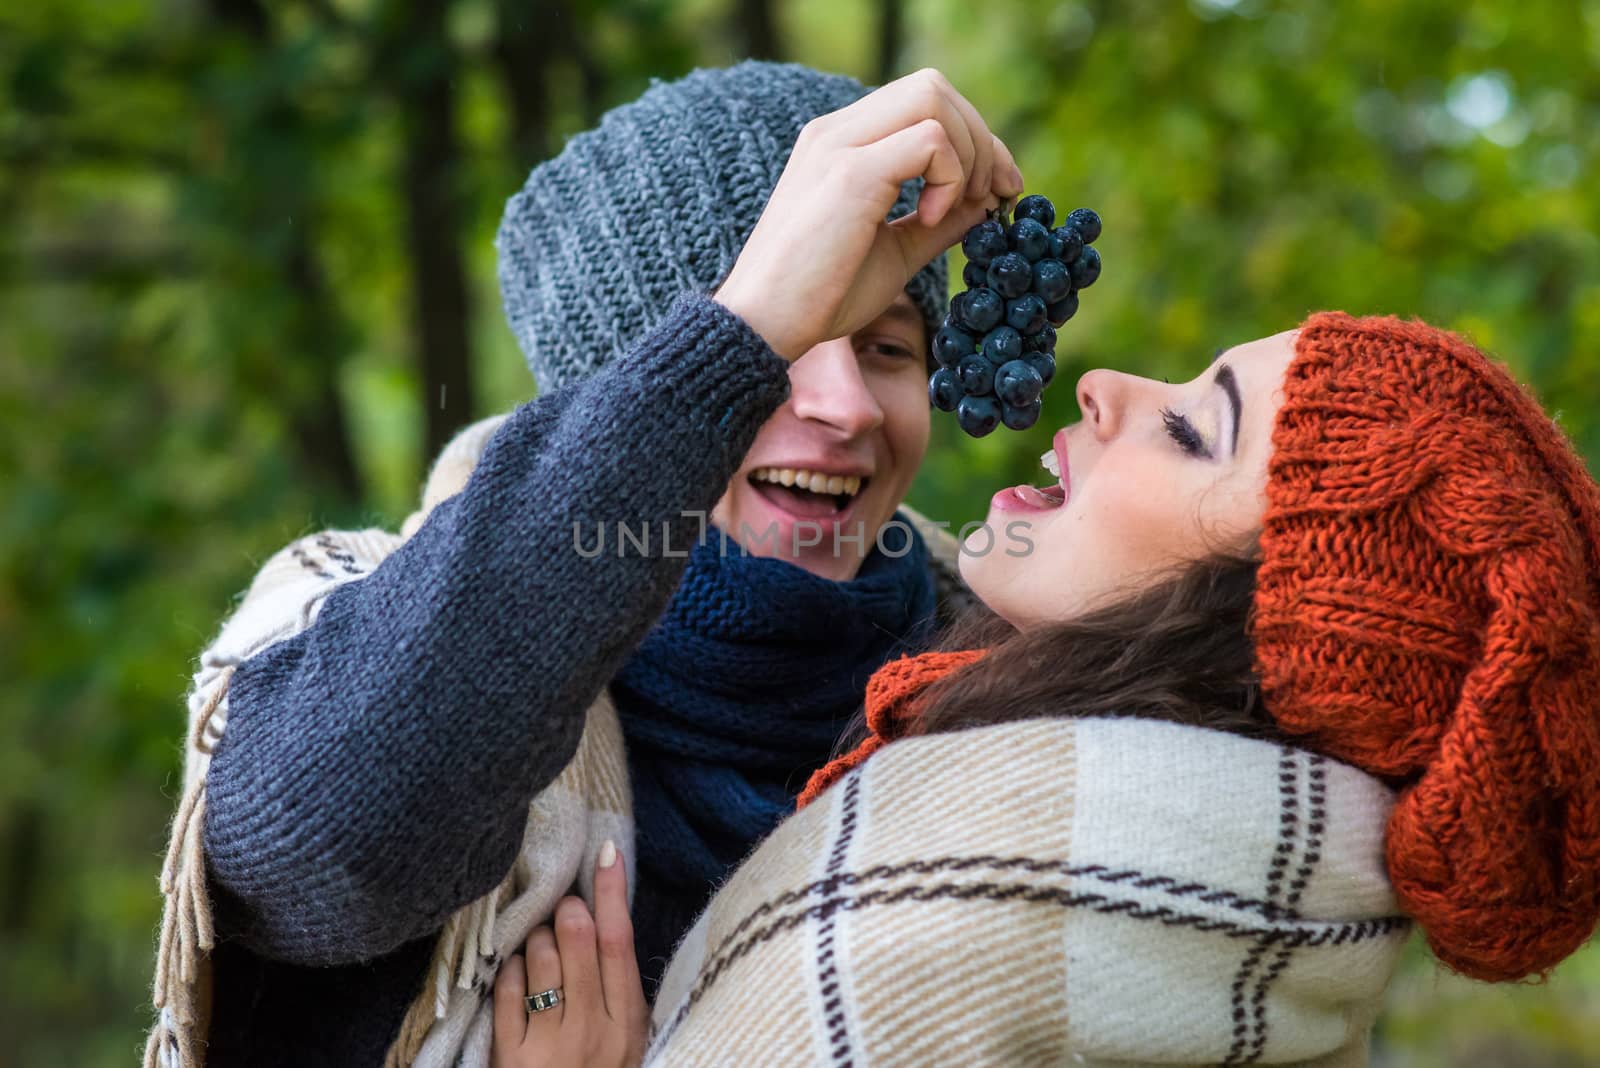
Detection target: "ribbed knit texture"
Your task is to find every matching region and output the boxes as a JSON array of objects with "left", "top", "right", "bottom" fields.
[
  {"left": 1253, "top": 312, "right": 1600, "bottom": 982},
  {"left": 495, "top": 60, "right": 950, "bottom": 393},
  {"left": 200, "top": 295, "right": 792, "bottom": 1064},
  {"left": 611, "top": 520, "right": 938, "bottom": 989}
]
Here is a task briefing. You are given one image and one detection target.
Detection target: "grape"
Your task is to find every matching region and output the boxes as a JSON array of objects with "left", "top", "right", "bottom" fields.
[
  {"left": 986, "top": 253, "right": 1033, "bottom": 300},
  {"left": 957, "top": 353, "right": 995, "bottom": 396},
  {"left": 1001, "top": 398, "right": 1042, "bottom": 431},
  {"left": 1047, "top": 292, "right": 1080, "bottom": 326},
  {"left": 995, "top": 360, "right": 1044, "bottom": 408},
  {"left": 1008, "top": 218, "right": 1051, "bottom": 262},
  {"left": 931, "top": 198, "right": 1102, "bottom": 437},
  {"left": 1024, "top": 351, "right": 1056, "bottom": 388},
  {"left": 956, "top": 394, "right": 1002, "bottom": 437},
  {"left": 932, "top": 324, "right": 976, "bottom": 368},
  {"left": 1065, "top": 208, "right": 1102, "bottom": 244},
  {"left": 955, "top": 287, "right": 1004, "bottom": 334},
  {"left": 1024, "top": 325, "right": 1057, "bottom": 353},
  {"left": 980, "top": 326, "right": 1023, "bottom": 365},
  {"left": 948, "top": 291, "right": 968, "bottom": 326},
  {"left": 961, "top": 219, "right": 1009, "bottom": 267},
  {"left": 1014, "top": 194, "right": 1056, "bottom": 229},
  {"left": 1031, "top": 259, "right": 1072, "bottom": 304},
  {"left": 1006, "top": 294, "right": 1048, "bottom": 336},
  {"left": 929, "top": 367, "right": 962, "bottom": 411},
  {"left": 1068, "top": 246, "right": 1101, "bottom": 289},
  {"left": 1049, "top": 226, "right": 1083, "bottom": 264}
]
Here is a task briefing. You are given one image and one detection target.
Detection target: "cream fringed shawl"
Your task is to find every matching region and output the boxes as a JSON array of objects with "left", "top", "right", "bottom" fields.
[
  {"left": 647, "top": 717, "right": 1413, "bottom": 1068},
  {"left": 144, "top": 411, "right": 973, "bottom": 1068},
  {"left": 142, "top": 413, "right": 635, "bottom": 1068}
]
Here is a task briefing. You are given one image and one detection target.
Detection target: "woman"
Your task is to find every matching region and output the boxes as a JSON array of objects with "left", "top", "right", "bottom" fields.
[{"left": 492, "top": 317, "right": 1600, "bottom": 1066}]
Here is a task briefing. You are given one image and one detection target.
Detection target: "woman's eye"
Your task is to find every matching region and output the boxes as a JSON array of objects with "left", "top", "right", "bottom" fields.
[{"left": 1160, "top": 407, "right": 1211, "bottom": 458}]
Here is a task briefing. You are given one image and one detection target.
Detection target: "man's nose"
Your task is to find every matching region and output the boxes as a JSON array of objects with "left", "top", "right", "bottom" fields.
[{"left": 787, "top": 337, "right": 885, "bottom": 438}]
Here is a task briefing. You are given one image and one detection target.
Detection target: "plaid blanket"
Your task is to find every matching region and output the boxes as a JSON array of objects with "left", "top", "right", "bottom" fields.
[{"left": 647, "top": 716, "right": 1410, "bottom": 1067}]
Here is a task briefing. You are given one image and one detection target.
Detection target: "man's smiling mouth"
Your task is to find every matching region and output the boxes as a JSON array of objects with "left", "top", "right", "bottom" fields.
[{"left": 748, "top": 467, "right": 868, "bottom": 518}]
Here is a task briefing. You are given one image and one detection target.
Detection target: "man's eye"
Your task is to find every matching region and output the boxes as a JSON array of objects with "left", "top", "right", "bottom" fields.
[
  {"left": 859, "top": 337, "right": 917, "bottom": 360},
  {"left": 1160, "top": 407, "right": 1211, "bottom": 458}
]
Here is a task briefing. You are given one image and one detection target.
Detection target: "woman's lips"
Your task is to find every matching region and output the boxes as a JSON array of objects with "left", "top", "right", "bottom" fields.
[
  {"left": 992, "top": 428, "right": 1071, "bottom": 514},
  {"left": 1053, "top": 427, "right": 1073, "bottom": 498}
]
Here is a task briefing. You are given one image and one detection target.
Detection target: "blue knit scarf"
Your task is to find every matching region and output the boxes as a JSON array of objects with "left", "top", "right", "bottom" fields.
[{"left": 611, "top": 514, "right": 937, "bottom": 899}]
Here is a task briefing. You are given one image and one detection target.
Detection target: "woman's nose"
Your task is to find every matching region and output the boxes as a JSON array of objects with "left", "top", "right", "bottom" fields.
[
  {"left": 1075, "top": 368, "right": 1160, "bottom": 442},
  {"left": 788, "top": 337, "right": 884, "bottom": 437},
  {"left": 1075, "top": 368, "right": 1122, "bottom": 441}
]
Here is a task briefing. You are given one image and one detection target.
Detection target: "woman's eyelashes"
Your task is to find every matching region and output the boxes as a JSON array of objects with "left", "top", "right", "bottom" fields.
[{"left": 1160, "top": 406, "right": 1212, "bottom": 459}]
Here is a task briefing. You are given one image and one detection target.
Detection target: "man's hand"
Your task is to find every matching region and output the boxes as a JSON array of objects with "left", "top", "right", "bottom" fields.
[
  {"left": 715, "top": 68, "right": 1024, "bottom": 361},
  {"left": 492, "top": 841, "right": 649, "bottom": 1068}
]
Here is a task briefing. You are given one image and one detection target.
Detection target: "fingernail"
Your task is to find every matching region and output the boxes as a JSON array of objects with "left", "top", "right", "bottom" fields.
[{"left": 598, "top": 839, "right": 618, "bottom": 869}]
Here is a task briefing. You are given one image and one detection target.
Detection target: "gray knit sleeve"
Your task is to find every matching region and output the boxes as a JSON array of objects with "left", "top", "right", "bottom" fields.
[{"left": 203, "top": 294, "right": 791, "bottom": 966}]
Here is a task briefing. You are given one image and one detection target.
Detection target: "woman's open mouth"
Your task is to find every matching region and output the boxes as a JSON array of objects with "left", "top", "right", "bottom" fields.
[
  {"left": 748, "top": 467, "right": 867, "bottom": 520},
  {"left": 990, "top": 445, "right": 1069, "bottom": 514}
]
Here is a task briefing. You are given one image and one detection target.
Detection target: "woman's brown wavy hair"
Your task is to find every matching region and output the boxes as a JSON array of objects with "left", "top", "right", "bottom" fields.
[{"left": 846, "top": 543, "right": 1291, "bottom": 749}]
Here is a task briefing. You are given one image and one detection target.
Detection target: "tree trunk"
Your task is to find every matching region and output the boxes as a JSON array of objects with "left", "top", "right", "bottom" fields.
[
  {"left": 286, "top": 240, "right": 366, "bottom": 503},
  {"left": 735, "top": 0, "right": 783, "bottom": 61},
  {"left": 494, "top": 0, "right": 552, "bottom": 168},
  {"left": 875, "top": 0, "right": 904, "bottom": 85},
  {"left": 212, "top": 0, "right": 365, "bottom": 506},
  {"left": 553, "top": 0, "right": 608, "bottom": 125},
  {"left": 393, "top": 0, "right": 476, "bottom": 467},
  {"left": 0, "top": 805, "right": 41, "bottom": 934}
]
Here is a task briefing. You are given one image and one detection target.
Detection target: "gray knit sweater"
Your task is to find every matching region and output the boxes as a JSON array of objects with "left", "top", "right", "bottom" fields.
[{"left": 200, "top": 295, "right": 792, "bottom": 1065}]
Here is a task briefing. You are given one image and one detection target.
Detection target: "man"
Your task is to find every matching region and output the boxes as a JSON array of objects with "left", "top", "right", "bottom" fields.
[{"left": 145, "top": 61, "right": 1019, "bottom": 1067}]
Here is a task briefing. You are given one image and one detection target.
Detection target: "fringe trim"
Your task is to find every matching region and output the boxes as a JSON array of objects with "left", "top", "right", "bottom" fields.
[
  {"left": 138, "top": 519, "right": 532, "bottom": 1068},
  {"left": 143, "top": 662, "right": 234, "bottom": 1068},
  {"left": 138, "top": 643, "right": 516, "bottom": 1068},
  {"left": 141, "top": 541, "right": 376, "bottom": 1066},
  {"left": 381, "top": 869, "right": 513, "bottom": 1068}
]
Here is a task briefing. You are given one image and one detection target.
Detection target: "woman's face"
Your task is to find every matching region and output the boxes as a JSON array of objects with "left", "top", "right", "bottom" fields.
[{"left": 960, "top": 331, "right": 1299, "bottom": 628}]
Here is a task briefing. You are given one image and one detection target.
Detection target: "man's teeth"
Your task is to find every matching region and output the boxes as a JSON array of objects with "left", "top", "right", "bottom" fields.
[
  {"left": 1040, "top": 450, "right": 1061, "bottom": 478},
  {"left": 750, "top": 468, "right": 864, "bottom": 497}
]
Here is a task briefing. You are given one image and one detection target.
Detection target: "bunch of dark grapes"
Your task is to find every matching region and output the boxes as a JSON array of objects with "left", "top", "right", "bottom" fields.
[{"left": 928, "top": 196, "right": 1102, "bottom": 437}]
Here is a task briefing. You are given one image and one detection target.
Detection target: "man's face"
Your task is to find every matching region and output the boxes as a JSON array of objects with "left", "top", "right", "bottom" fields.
[{"left": 711, "top": 292, "right": 931, "bottom": 582}]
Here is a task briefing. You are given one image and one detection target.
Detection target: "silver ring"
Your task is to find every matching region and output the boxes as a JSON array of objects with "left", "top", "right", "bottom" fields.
[{"left": 524, "top": 987, "right": 563, "bottom": 1014}]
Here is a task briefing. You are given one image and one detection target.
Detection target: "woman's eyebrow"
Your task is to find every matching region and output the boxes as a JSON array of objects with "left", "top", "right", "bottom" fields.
[{"left": 1215, "top": 363, "right": 1242, "bottom": 455}]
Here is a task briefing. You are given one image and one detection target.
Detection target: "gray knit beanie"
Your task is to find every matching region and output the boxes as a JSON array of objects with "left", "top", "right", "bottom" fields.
[{"left": 496, "top": 60, "right": 950, "bottom": 393}]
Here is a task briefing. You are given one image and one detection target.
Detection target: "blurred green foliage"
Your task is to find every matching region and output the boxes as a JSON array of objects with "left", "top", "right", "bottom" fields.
[{"left": 3, "top": 0, "right": 1599, "bottom": 1063}]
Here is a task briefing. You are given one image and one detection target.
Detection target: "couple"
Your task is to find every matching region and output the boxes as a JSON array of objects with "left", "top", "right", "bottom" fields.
[{"left": 146, "top": 62, "right": 1600, "bottom": 1068}]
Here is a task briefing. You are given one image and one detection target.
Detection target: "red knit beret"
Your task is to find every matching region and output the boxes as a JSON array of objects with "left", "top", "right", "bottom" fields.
[{"left": 1252, "top": 312, "right": 1600, "bottom": 981}]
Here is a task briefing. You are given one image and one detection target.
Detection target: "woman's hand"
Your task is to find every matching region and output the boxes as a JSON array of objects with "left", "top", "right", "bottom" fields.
[
  {"left": 714, "top": 67, "right": 1025, "bottom": 361},
  {"left": 492, "top": 841, "right": 649, "bottom": 1068}
]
